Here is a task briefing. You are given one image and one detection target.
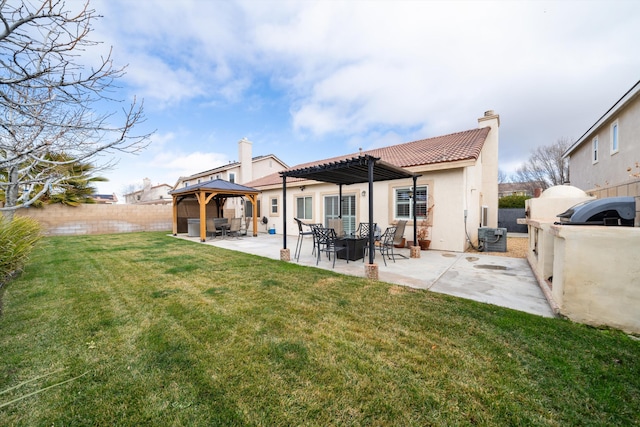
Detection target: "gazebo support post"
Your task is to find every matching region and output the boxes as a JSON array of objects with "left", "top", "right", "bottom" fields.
[
  {"left": 197, "top": 191, "right": 207, "bottom": 242},
  {"left": 365, "top": 158, "right": 378, "bottom": 279},
  {"left": 172, "top": 196, "right": 178, "bottom": 236},
  {"left": 280, "top": 175, "right": 290, "bottom": 261}
]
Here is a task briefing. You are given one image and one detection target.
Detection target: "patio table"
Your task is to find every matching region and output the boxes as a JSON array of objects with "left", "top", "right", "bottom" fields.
[
  {"left": 336, "top": 236, "right": 367, "bottom": 261},
  {"left": 217, "top": 223, "right": 230, "bottom": 239}
]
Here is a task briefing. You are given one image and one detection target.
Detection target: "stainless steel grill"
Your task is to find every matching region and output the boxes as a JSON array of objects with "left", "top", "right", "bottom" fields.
[{"left": 556, "top": 196, "right": 636, "bottom": 226}]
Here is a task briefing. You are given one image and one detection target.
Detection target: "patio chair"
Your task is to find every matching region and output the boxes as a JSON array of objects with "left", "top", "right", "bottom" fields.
[
  {"left": 294, "top": 218, "right": 314, "bottom": 261},
  {"left": 393, "top": 220, "right": 408, "bottom": 259},
  {"left": 209, "top": 217, "right": 228, "bottom": 239},
  {"left": 227, "top": 217, "right": 242, "bottom": 239},
  {"left": 206, "top": 218, "right": 217, "bottom": 239},
  {"left": 240, "top": 217, "right": 250, "bottom": 236},
  {"left": 378, "top": 226, "right": 397, "bottom": 266},
  {"left": 309, "top": 223, "right": 323, "bottom": 256},
  {"left": 328, "top": 218, "right": 345, "bottom": 238},
  {"left": 356, "top": 222, "right": 377, "bottom": 262},
  {"left": 313, "top": 227, "right": 347, "bottom": 268}
]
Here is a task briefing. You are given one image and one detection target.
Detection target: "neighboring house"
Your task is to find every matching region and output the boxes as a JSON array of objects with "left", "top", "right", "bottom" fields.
[
  {"left": 563, "top": 80, "right": 640, "bottom": 191},
  {"left": 245, "top": 111, "right": 500, "bottom": 253},
  {"left": 173, "top": 138, "right": 289, "bottom": 218},
  {"left": 123, "top": 178, "right": 172, "bottom": 205},
  {"left": 498, "top": 182, "right": 543, "bottom": 198},
  {"left": 91, "top": 193, "right": 118, "bottom": 204}
]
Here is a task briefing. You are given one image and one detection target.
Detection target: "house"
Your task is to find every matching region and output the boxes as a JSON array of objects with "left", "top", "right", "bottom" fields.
[
  {"left": 123, "top": 178, "right": 172, "bottom": 205},
  {"left": 173, "top": 138, "right": 288, "bottom": 219},
  {"left": 498, "top": 182, "right": 543, "bottom": 199},
  {"left": 563, "top": 80, "right": 640, "bottom": 193},
  {"left": 245, "top": 111, "right": 500, "bottom": 253},
  {"left": 91, "top": 193, "right": 118, "bottom": 204}
]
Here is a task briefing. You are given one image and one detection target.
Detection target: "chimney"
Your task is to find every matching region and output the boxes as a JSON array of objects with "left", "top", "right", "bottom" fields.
[
  {"left": 238, "top": 137, "right": 252, "bottom": 184},
  {"left": 478, "top": 110, "right": 500, "bottom": 228}
]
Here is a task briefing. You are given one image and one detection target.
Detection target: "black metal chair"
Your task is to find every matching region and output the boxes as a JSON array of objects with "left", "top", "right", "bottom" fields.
[
  {"left": 378, "top": 226, "right": 397, "bottom": 266},
  {"left": 357, "top": 222, "right": 377, "bottom": 262},
  {"left": 294, "top": 218, "right": 314, "bottom": 261},
  {"left": 313, "top": 227, "right": 346, "bottom": 268}
]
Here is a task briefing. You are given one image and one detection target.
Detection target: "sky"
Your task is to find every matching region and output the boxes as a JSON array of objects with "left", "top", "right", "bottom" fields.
[{"left": 80, "top": 0, "right": 640, "bottom": 198}]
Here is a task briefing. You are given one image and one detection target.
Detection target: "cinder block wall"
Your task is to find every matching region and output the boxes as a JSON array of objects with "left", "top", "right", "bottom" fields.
[{"left": 15, "top": 204, "right": 173, "bottom": 236}]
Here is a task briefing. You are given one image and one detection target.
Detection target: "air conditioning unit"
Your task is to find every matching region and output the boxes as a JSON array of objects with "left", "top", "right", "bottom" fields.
[{"left": 478, "top": 227, "right": 507, "bottom": 252}]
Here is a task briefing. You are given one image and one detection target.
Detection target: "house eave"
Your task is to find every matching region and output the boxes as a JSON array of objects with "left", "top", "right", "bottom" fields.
[{"left": 564, "top": 79, "right": 640, "bottom": 158}]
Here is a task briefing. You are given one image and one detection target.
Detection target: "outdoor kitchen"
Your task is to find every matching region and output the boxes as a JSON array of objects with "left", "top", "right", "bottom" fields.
[{"left": 522, "top": 185, "right": 640, "bottom": 334}]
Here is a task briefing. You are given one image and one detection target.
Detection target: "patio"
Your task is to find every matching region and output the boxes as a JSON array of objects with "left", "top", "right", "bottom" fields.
[{"left": 174, "top": 232, "right": 554, "bottom": 318}]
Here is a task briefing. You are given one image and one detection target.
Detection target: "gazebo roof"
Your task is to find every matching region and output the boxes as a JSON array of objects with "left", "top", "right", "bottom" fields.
[{"left": 169, "top": 179, "right": 260, "bottom": 197}]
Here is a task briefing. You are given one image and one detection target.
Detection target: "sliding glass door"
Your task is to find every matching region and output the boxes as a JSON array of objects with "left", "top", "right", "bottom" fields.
[{"left": 324, "top": 194, "right": 356, "bottom": 235}]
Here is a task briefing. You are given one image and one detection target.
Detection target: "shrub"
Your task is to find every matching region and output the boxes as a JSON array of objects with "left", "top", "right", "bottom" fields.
[
  {"left": 499, "top": 194, "right": 531, "bottom": 209},
  {"left": 0, "top": 216, "right": 42, "bottom": 286}
]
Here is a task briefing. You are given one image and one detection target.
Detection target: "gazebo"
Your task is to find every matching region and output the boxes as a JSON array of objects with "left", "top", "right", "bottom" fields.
[
  {"left": 169, "top": 179, "right": 260, "bottom": 242},
  {"left": 280, "top": 155, "right": 420, "bottom": 277}
]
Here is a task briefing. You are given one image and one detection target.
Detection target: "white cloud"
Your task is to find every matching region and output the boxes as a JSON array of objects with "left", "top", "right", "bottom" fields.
[
  {"left": 150, "top": 151, "right": 229, "bottom": 178},
  {"left": 85, "top": 0, "right": 640, "bottom": 183}
]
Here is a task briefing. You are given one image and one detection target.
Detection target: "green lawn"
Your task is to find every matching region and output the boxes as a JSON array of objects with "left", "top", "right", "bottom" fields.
[{"left": 1, "top": 232, "right": 638, "bottom": 426}]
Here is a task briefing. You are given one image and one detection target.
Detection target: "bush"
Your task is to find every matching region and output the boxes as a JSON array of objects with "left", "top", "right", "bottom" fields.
[
  {"left": 0, "top": 216, "right": 42, "bottom": 286},
  {"left": 499, "top": 195, "right": 531, "bottom": 209}
]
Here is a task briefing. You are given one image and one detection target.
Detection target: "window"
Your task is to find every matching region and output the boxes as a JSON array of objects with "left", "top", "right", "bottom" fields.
[
  {"left": 270, "top": 197, "right": 278, "bottom": 215},
  {"left": 592, "top": 137, "right": 598, "bottom": 163},
  {"left": 611, "top": 121, "right": 619, "bottom": 154},
  {"left": 229, "top": 173, "right": 235, "bottom": 183},
  {"left": 296, "top": 196, "right": 312, "bottom": 220},
  {"left": 394, "top": 185, "right": 428, "bottom": 220},
  {"left": 245, "top": 199, "right": 260, "bottom": 218}
]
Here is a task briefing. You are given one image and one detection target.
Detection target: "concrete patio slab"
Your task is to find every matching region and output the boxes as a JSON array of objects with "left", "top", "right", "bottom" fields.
[{"left": 174, "top": 233, "right": 554, "bottom": 318}]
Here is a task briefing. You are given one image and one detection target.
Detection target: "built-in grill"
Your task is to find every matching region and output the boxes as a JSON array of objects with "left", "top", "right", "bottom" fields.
[{"left": 556, "top": 196, "right": 636, "bottom": 226}]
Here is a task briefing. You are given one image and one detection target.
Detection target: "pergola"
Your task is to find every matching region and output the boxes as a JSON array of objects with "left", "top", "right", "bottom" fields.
[
  {"left": 280, "top": 155, "right": 420, "bottom": 265},
  {"left": 169, "top": 179, "right": 260, "bottom": 242}
]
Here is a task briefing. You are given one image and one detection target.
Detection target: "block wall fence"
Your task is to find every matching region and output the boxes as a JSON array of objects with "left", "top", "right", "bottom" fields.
[{"left": 15, "top": 204, "right": 173, "bottom": 236}]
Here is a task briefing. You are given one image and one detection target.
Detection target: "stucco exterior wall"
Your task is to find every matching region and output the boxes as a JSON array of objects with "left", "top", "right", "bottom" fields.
[
  {"left": 251, "top": 157, "right": 286, "bottom": 183},
  {"left": 550, "top": 225, "right": 640, "bottom": 334},
  {"left": 15, "top": 204, "right": 172, "bottom": 236},
  {"left": 124, "top": 184, "right": 172, "bottom": 204},
  {"left": 568, "top": 92, "right": 640, "bottom": 190},
  {"left": 478, "top": 111, "right": 500, "bottom": 227}
]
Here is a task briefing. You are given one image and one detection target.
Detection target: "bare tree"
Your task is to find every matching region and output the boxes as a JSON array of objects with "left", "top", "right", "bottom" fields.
[
  {"left": 497, "top": 169, "right": 508, "bottom": 184},
  {"left": 0, "top": 0, "right": 150, "bottom": 219},
  {"left": 513, "top": 138, "right": 571, "bottom": 190}
]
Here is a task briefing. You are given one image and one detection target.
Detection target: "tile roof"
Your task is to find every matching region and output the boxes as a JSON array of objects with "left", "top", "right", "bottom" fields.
[{"left": 246, "top": 127, "right": 490, "bottom": 188}]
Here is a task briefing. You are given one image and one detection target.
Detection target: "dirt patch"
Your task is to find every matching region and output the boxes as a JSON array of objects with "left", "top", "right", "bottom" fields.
[{"left": 466, "top": 236, "right": 528, "bottom": 259}]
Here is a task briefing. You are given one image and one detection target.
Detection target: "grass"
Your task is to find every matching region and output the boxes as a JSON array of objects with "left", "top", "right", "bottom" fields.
[{"left": 1, "top": 231, "right": 639, "bottom": 426}]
